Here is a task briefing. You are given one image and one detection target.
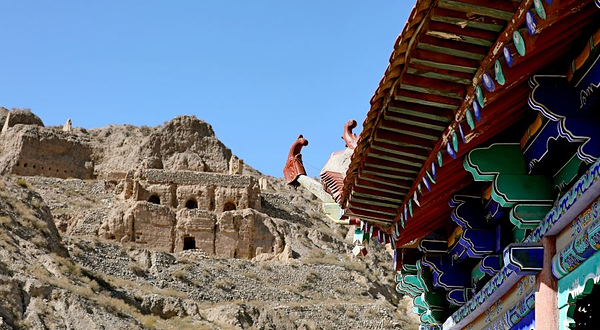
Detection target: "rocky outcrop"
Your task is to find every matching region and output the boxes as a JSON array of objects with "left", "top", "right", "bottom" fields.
[
  {"left": 91, "top": 115, "right": 233, "bottom": 176},
  {"left": 1, "top": 108, "right": 44, "bottom": 132},
  {"left": 0, "top": 107, "right": 8, "bottom": 126},
  {"left": 0, "top": 110, "right": 420, "bottom": 329},
  {"left": 146, "top": 115, "right": 232, "bottom": 173},
  {"left": 215, "top": 209, "right": 284, "bottom": 259},
  {"left": 0, "top": 125, "right": 94, "bottom": 179},
  {"left": 0, "top": 111, "right": 238, "bottom": 180}
]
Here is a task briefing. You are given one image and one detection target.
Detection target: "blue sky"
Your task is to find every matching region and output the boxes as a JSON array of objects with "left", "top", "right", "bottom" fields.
[{"left": 0, "top": 1, "right": 410, "bottom": 177}]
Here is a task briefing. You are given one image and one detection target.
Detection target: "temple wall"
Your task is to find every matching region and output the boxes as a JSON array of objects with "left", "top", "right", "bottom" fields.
[
  {"left": 129, "top": 202, "right": 176, "bottom": 253},
  {"left": 174, "top": 209, "right": 216, "bottom": 254},
  {"left": 100, "top": 169, "right": 273, "bottom": 259},
  {"left": 2, "top": 127, "right": 94, "bottom": 179},
  {"left": 215, "top": 209, "right": 281, "bottom": 259}
]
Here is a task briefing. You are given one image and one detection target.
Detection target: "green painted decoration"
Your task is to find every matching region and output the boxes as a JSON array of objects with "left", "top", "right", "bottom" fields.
[
  {"left": 463, "top": 144, "right": 526, "bottom": 181},
  {"left": 452, "top": 131, "right": 459, "bottom": 153},
  {"left": 471, "top": 263, "right": 487, "bottom": 288},
  {"left": 427, "top": 170, "right": 436, "bottom": 185},
  {"left": 409, "top": 199, "right": 413, "bottom": 217},
  {"left": 513, "top": 31, "right": 526, "bottom": 56},
  {"left": 512, "top": 227, "right": 529, "bottom": 243},
  {"left": 533, "top": 0, "right": 547, "bottom": 19},
  {"left": 494, "top": 60, "right": 506, "bottom": 85},
  {"left": 464, "top": 144, "right": 554, "bottom": 207},
  {"left": 466, "top": 109, "right": 475, "bottom": 130},
  {"left": 437, "top": 151, "right": 443, "bottom": 167},
  {"left": 475, "top": 85, "right": 485, "bottom": 108},
  {"left": 554, "top": 154, "right": 584, "bottom": 191},
  {"left": 510, "top": 204, "right": 553, "bottom": 229}
]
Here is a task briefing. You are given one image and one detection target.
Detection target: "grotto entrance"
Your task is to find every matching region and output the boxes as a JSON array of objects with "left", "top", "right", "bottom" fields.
[{"left": 183, "top": 236, "right": 196, "bottom": 250}]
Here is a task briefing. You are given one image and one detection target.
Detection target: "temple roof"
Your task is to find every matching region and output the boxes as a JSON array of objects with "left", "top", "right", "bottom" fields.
[{"left": 340, "top": 0, "right": 598, "bottom": 245}]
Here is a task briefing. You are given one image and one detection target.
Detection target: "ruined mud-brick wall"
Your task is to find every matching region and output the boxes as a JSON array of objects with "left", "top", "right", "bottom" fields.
[
  {"left": 101, "top": 169, "right": 281, "bottom": 258},
  {"left": 0, "top": 125, "right": 94, "bottom": 179},
  {"left": 127, "top": 169, "right": 261, "bottom": 212}
]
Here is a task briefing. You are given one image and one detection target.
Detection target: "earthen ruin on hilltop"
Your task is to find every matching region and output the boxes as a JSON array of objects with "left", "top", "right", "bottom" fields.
[{"left": 0, "top": 108, "right": 283, "bottom": 259}]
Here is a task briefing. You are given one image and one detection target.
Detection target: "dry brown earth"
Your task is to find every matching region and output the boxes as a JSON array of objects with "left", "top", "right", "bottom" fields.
[{"left": 0, "top": 112, "right": 420, "bottom": 329}]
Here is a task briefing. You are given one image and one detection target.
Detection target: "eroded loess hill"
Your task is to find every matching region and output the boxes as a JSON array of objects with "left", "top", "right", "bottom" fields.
[{"left": 0, "top": 111, "right": 419, "bottom": 330}]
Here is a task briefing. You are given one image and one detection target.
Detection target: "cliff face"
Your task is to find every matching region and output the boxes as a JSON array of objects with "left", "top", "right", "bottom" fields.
[
  {"left": 0, "top": 110, "right": 420, "bottom": 330},
  {"left": 0, "top": 113, "right": 233, "bottom": 180}
]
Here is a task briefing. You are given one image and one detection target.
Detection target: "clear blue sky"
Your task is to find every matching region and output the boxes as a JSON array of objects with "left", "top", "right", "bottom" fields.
[{"left": 0, "top": 1, "right": 410, "bottom": 177}]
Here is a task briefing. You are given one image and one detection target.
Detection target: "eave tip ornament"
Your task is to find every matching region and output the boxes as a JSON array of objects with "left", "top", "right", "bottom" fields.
[
  {"left": 343, "top": 119, "right": 359, "bottom": 150},
  {"left": 283, "top": 134, "right": 309, "bottom": 187}
]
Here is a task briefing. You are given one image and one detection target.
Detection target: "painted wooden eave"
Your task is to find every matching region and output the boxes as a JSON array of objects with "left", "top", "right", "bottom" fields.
[{"left": 342, "top": 0, "right": 598, "bottom": 246}]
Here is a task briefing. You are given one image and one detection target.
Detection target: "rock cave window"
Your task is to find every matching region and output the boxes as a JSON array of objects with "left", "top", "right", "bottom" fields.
[
  {"left": 148, "top": 194, "right": 161, "bottom": 205},
  {"left": 223, "top": 201, "right": 237, "bottom": 211},
  {"left": 185, "top": 198, "right": 198, "bottom": 209},
  {"left": 183, "top": 237, "right": 196, "bottom": 250}
]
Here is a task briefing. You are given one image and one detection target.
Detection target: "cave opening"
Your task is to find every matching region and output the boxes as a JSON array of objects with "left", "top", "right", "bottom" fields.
[
  {"left": 185, "top": 198, "right": 198, "bottom": 209},
  {"left": 183, "top": 237, "right": 196, "bottom": 250},
  {"left": 148, "top": 195, "right": 161, "bottom": 204},
  {"left": 224, "top": 201, "right": 237, "bottom": 211}
]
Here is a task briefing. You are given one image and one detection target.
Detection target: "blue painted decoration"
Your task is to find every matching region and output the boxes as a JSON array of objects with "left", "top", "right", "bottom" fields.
[
  {"left": 404, "top": 206, "right": 408, "bottom": 221},
  {"left": 528, "top": 75, "right": 600, "bottom": 164},
  {"left": 473, "top": 101, "right": 481, "bottom": 122},
  {"left": 449, "top": 240, "right": 469, "bottom": 264},
  {"left": 431, "top": 162, "right": 436, "bottom": 179},
  {"left": 503, "top": 46, "right": 514, "bottom": 67},
  {"left": 448, "top": 288, "right": 472, "bottom": 306},
  {"left": 482, "top": 73, "right": 495, "bottom": 92},
  {"left": 460, "top": 228, "right": 500, "bottom": 258},
  {"left": 551, "top": 204, "right": 600, "bottom": 279},
  {"left": 458, "top": 123, "right": 466, "bottom": 144},
  {"left": 422, "top": 255, "right": 470, "bottom": 290},
  {"left": 447, "top": 143, "right": 457, "bottom": 159},
  {"left": 450, "top": 195, "right": 488, "bottom": 229},
  {"left": 419, "top": 236, "right": 448, "bottom": 253},
  {"left": 484, "top": 199, "right": 504, "bottom": 221},
  {"left": 526, "top": 11, "right": 537, "bottom": 36},
  {"left": 503, "top": 242, "right": 544, "bottom": 275},
  {"left": 480, "top": 255, "right": 502, "bottom": 276},
  {"left": 494, "top": 60, "right": 506, "bottom": 85},
  {"left": 423, "top": 176, "right": 431, "bottom": 192},
  {"left": 511, "top": 309, "right": 535, "bottom": 330}
]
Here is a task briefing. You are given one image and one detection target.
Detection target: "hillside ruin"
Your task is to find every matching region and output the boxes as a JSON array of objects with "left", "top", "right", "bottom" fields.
[{"left": 0, "top": 108, "right": 419, "bottom": 330}]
